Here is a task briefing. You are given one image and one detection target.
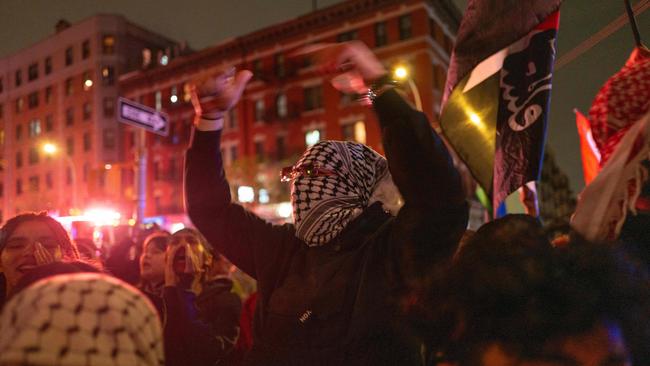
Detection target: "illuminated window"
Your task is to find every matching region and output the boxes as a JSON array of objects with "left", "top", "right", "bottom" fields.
[
  {"left": 142, "top": 48, "right": 152, "bottom": 68},
  {"left": 276, "top": 93, "right": 287, "bottom": 118},
  {"left": 102, "top": 35, "right": 115, "bottom": 54},
  {"left": 182, "top": 83, "right": 191, "bottom": 102},
  {"left": 305, "top": 129, "right": 321, "bottom": 147},
  {"left": 340, "top": 121, "right": 366, "bottom": 144},
  {"left": 101, "top": 66, "right": 114, "bottom": 85},
  {"left": 28, "top": 119, "right": 42, "bottom": 137}
]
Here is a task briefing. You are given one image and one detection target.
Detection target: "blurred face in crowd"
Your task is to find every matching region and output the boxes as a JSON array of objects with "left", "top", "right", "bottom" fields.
[
  {"left": 169, "top": 229, "right": 212, "bottom": 275},
  {"left": 139, "top": 234, "right": 169, "bottom": 284},
  {"left": 0, "top": 220, "right": 63, "bottom": 291},
  {"left": 480, "top": 321, "right": 630, "bottom": 366}
]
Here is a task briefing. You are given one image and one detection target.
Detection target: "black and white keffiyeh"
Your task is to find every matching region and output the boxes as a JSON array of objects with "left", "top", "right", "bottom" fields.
[
  {"left": 291, "top": 140, "right": 396, "bottom": 246},
  {"left": 0, "top": 273, "right": 164, "bottom": 366}
]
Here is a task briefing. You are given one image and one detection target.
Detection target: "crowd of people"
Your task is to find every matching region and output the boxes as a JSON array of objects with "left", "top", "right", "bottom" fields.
[{"left": 0, "top": 41, "right": 648, "bottom": 366}]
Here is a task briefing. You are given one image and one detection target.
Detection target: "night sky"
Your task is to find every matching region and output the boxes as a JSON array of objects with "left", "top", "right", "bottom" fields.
[{"left": 0, "top": 0, "right": 648, "bottom": 194}]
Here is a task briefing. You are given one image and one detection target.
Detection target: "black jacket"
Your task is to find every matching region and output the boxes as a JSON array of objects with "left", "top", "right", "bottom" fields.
[
  {"left": 185, "top": 89, "right": 468, "bottom": 365},
  {"left": 163, "top": 278, "right": 242, "bottom": 366}
]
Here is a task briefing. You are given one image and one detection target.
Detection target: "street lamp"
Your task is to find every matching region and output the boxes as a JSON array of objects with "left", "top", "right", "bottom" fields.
[
  {"left": 41, "top": 142, "right": 78, "bottom": 213},
  {"left": 392, "top": 64, "right": 423, "bottom": 112}
]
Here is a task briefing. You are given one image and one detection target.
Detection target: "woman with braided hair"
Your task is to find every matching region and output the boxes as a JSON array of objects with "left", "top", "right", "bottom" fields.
[
  {"left": 0, "top": 212, "right": 81, "bottom": 309},
  {"left": 185, "top": 41, "right": 468, "bottom": 365}
]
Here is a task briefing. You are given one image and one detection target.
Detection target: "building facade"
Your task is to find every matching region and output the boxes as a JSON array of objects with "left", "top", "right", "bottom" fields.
[
  {"left": 120, "top": 0, "right": 460, "bottom": 221},
  {"left": 0, "top": 15, "right": 177, "bottom": 222}
]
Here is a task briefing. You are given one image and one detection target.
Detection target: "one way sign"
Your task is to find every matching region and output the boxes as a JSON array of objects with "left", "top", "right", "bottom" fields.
[{"left": 118, "top": 97, "right": 170, "bottom": 136}]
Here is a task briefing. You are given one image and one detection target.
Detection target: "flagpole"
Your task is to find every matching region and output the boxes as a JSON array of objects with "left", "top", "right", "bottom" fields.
[{"left": 624, "top": 0, "right": 644, "bottom": 47}]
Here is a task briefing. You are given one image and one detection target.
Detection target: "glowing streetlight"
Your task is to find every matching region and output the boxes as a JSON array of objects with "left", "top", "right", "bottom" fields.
[
  {"left": 391, "top": 64, "right": 422, "bottom": 111},
  {"left": 41, "top": 142, "right": 78, "bottom": 212}
]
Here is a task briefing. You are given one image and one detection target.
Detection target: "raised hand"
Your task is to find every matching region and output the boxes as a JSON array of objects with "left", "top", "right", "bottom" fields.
[{"left": 190, "top": 68, "right": 253, "bottom": 121}]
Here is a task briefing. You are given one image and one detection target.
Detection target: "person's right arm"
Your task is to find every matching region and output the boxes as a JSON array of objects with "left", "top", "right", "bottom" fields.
[{"left": 184, "top": 71, "right": 297, "bottom": 278}]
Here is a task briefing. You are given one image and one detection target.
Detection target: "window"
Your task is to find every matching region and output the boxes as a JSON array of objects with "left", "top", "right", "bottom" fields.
[
  {"left": 83, "top": 102, "right": 92, "bottom": 120},
  {"left": 15, "top": 151, "right": 23, "bottom": 168},
  {"left": 103, "top": 97, "right": 114, "bottom": 117},
  {"left": 82, "top": 70, "right": 93, "bottom": 91},
  {"left": 66, "top": 137, "right": 74, "bottom": 156},
  {"left": 142, "top": 48, "right": 152, "bottom": 68},
  {"left": 83, "top": 132, "right": 91, "bottom": 151},
  {"left": 0, "top": 77, "right": 3, "bottom": 93},
  {"left": 15, "top": 124, "right": 22, "bottom": 141},
  {"left": 399, "top": 14, "right": 412, "bottom": 40},
  {"left": 254, "top": 99, "right": 265, "bottom": 122},
  {"left": 101, "top": 66, "right": 115, "bottom": 85},
  {"left": 182, "top": 83, "right": 191, "bottom": 102},
  {"left": 276, "top": 135, "right": 286, "bottom": 160},
  {"left": 252, "top": 59, "right": 263, "bottom": 79},
  {"left": 16, "top": 179, "right": 22, "bottom": 195},
  {"left": 102, "top": 35, "right": 115, "bottom": 54},
  {"left": 303, "top": 85, "right": 323, "bottom": 111},
  {"left": 45, "top": 115, "right": 54, "bottom": 132},
  {"left": 65, "top": 77, "right": 73, "bottom": 96},
  {"left": 28, "top": 119, "right": 42, "bottom": 137},
  {"left": 254, "top": 140, "right": 265, "bottom": 161},
  {"left": 274, "top": 54, "right": 285, "bottom": 78},
  {"left": 228, "top": 108, "right": 238, "bottom": 130},
  {"left": 305, "top": 129, "right": 321, "bottom": 147},
  {"left": 28, "top": 63, "right": 39, "bottom": 81},
  {"left": 45, "top": 57, "right": 52, "bottom": 75},
  {"left": 341, "top": 121, "right": 367, "bottom": 144},
  {"left": 337, "top": 30, "right": 358, "bottom": 42},
  {"left": 28, "top": 91, "right": 39, "bottom": 109},
  {"left": 229, "top": 145, "right": 238, "bottom": 162},
  {"left": 46, "top": 172, "right": 53, "bottom": 189},
  {"left": 28, "top": 176, "right": 39, "bottom": 192},
  {"left": 103, "top": 128, "right": 115, "bottom": 149},
  {"left": 375, "top": 22, "right": 388, "bottom": 47},
  {"left": 45, "top": 86, "right": 52, "bottom": 103},
  {"left": 15, "top": 69, "right": 22, "bottom": 87},
  {"left": 82, "top": 39, "right": 90, "bottom": 59},
  {"left": 66, "top": 107, "right": 74, "bottom": 126},
  {"left": 0, "top": 104, "right": 3, "bottom": 119},
  {"left": 65, "top": 46, "right": 73, "bottom": 66},
  {"left": 28, "top": 147, "right": 39, "bottom": 165},
  {"left": 276, "top": 93, "right": 288, "bottom": 118},
  {"left": 155, "top": 91, "right": 162, "bottom": 110},
  {"left": 14, "top": 98, "right": 22, "bottom": 113}
]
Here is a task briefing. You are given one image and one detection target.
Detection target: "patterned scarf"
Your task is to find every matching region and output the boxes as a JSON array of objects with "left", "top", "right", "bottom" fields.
[
  {"left": 0, "top": 273, "right": 164, "bottom": 366},
  {"left": 291, "top": 141, "right": 393, "bottom": 246}
]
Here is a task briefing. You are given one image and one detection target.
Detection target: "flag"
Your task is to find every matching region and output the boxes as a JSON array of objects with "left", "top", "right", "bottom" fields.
[
  {"left": 575, "top": 109, "right": 601, "bottom": 185},
  {"left": 440, "top": 0, "right": 562, "bottom": 214}
]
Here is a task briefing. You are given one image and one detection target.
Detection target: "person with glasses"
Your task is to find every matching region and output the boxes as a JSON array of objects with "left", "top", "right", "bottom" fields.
[
  {"left": 185, "top": 41, "right": 468, "bottom": 365},
  {"left": 0, "top": 212, "right": 81, "bottom": 310}
]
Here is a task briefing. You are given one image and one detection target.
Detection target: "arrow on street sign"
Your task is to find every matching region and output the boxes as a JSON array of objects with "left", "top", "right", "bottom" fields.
[{"left": 118, "top": 97, "right": 170, "bottom": 136}]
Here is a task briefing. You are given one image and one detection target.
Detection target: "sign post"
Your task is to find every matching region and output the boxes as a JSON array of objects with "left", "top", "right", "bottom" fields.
[{"left": 117, "top": 98, "right": 170, "bottom": 228}]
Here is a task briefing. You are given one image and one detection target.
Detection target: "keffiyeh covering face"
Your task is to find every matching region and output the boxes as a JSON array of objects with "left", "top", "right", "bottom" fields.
[
  {"left": 291, "top": 140, "right": 401, "bottom": 247},
  {"left": 0, "top": 273, "right": 164, "bottom": 366}
]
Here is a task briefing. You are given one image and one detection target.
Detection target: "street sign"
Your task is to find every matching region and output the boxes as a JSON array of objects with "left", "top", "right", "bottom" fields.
[{"left": 118, "top": 97, "right": 170, "bottom": 136}]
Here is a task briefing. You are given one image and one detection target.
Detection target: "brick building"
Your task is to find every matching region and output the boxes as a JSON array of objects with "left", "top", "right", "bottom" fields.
[
  {"left": 120, "top": 0, "right": 460, "bottom": 222},
  {"left": 0, "top": 15, "right": 177, "bottom": 222}
]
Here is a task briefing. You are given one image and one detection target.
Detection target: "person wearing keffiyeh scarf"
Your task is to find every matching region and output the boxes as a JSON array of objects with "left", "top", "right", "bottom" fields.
[
  {"left": 0, "top": 273, "right": 164, "bottom": 366},
  {"left": 184, "top": 41, "right": 468, "bottom": 365}
]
